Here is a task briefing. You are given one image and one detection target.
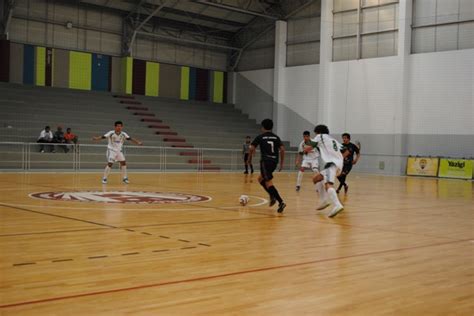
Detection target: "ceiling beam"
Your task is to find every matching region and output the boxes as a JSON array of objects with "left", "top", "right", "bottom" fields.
[
  {"left": 194, "top": 0, "right": 279, "bottom": 20},
  {"left": 156, "top": 6, "right": 246, "bottom": 28}
]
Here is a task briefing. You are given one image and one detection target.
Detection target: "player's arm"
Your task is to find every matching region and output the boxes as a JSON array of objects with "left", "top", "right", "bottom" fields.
[
  {"left": 247, "top": 145, "right": 256, "bottom": 164},
  {"left": 128, "top": 137, "right": 143, "bottom": 146},
  {"left": 92, "top": 135, "right": 105, "bottom": 141},
  {"left": 353, "top": 144, "right": 361, "bottom": 165},
  {"left": 303, "top": 140, "right": 318, "bottom": 153},
  {"left": 279, "top": 145, "right": 285, "bottom": 172}
]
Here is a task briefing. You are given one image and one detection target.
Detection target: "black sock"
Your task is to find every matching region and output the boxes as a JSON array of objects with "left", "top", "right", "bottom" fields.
[
  {"left": 250, "top": 164, "right": 254, "bottom": 172},
  {"left": 259, "top": 180, "right": 273, "bottom": 198},
  {"left": 337, "top": 175, "right": 346, "bottom": 190},
  {"left": 245, "top": 165, "right": 248, "bottom": 172},
  {"left": 268, "top": 186, "right": 283, "bottom": 204}
]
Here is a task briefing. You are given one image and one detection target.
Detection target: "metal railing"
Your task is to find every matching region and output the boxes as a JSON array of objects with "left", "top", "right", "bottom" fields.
[{"left": 0, "top": 142, "right": 301, "bottom": 172}]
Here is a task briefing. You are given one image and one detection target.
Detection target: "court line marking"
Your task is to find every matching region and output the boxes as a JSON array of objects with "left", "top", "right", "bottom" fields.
[
  {"left": 0, "top": 238, "right": 470, "bottom": 309},
  {"left": 0, "top": 203, "right": 118, "bottom": 229},
  {"left": 0, "top": 196, "right": 267, "bottom": 211}
]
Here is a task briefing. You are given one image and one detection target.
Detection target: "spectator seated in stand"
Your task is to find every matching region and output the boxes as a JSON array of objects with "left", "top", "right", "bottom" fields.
[
  {"left": 53, "top": 126, "right": 68, "bottom": 153},
  {"left": 64, "top": 127, "right": 78, "bottom": 151},
  {"left": 37, "top": 126, "right": 53, "bottom": 153}
]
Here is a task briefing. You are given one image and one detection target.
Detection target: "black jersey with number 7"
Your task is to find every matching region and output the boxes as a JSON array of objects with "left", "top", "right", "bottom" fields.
[{"left": 251, "top": 132, "right": 283, "bottom": 163}]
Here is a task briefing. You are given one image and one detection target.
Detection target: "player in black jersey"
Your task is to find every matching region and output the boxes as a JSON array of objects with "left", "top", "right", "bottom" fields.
[
  {"left": 337, "top": 133, "right": 361, "bottom": 194},
  {"left": 247, "top": 119, "right": 286, "bottom": 213}
]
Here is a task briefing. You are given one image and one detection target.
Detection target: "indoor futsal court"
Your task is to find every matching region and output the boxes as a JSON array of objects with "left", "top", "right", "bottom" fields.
[{"left": 0, "top": 0, "right": 473, "bottom": 315}]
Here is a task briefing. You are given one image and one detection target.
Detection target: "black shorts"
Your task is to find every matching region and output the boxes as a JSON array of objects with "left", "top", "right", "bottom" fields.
[
  {"left": 342, "top": 163, "right": 353, "bottom": 175},
  {"left": 260, "top": 160, "right": 277, "bottom": 181},
  {"left": 244, "top": 153, "right": 250, "bottom": 162}
]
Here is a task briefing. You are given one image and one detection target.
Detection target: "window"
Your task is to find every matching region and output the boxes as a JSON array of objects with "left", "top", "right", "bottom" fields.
[
  {"left": 333, "top": 0, "right": 399, "bottom": 61},
  {"left": 412, "top": 0, "right": 474, "bottom": 53}
]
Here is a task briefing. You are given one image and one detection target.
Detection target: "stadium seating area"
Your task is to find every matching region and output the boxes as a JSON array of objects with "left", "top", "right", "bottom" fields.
[{"left": 0, "top": 83, "right": 294, "bottom": 171}]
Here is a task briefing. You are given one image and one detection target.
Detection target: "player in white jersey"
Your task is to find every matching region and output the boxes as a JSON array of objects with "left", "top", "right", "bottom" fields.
[
  {"left": 92, "top": 121, "right": 142, "bottom": 184},
  {"left": 304, "top": 124, "right": 345, "bottom": 218},
  {"left": 295, "top": 131, "right": 320, "bottom": 192}
]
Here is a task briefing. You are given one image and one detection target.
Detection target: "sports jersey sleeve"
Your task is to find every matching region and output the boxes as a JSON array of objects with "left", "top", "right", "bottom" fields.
[
  {"left": 123, "top": 132, "right": 131, "bottom": 140},
  {"left": 103, "top": 131, "right": 114, "bottom": 138},
  {"left": 298, "top": 141, "right": 305, "bottom": 154},
  {"left": 251, "top": 135, "right": 261, "bottom": 148},
  {"left": 353, "top": 143, "right": 360, "bottom": 154}
]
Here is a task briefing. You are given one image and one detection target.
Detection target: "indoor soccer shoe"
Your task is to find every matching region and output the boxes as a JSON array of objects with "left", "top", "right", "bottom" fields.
[
  {"left": 316, "top": 201, "right": 330, "bottom": 210},
  {"left": 102, "top": 178, "right": 107, "bottom": 184},
  {"left": 328, "top": 205, "right": 344, "bottom": 218},
  {"left": 123, "top": 177, "right": 129, "bottom": 184},
  {"left": 277, "top": 202, "right": 286, "bottom": 213}
]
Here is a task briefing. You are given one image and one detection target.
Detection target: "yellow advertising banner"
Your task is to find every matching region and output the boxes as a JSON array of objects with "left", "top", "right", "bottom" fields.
[
  {"left": 406, "top": 157, "right": 439, "bottom": 177},
  {"left": 438, "top": 159, "right": 473, "bottom": 180}
]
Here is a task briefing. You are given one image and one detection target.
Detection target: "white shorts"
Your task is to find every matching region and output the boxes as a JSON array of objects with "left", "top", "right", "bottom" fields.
[
  {"left": 106, "top": 150, "right": 125, "bottom": 163},
  {"left": 301, "top": 159, "right": 319, "bottom": 172},
  {"left": 321, "top": 164, "right": 341, "bottom": 184}
]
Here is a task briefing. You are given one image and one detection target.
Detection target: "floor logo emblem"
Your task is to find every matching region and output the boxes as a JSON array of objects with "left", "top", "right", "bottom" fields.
[{"left": 29, "top": 191, "right": 211, "bottom": 204}]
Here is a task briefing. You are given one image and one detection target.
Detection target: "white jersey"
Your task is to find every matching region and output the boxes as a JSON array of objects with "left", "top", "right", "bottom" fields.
[
  {"left": 312, "top": 134, "right": 343, "bottom": 169},
  {"left": 104, "top": 130, "right": 130, "bottom": 152},
  {"left": 298, "top": 140, "right": 319, "bottom": 161}
]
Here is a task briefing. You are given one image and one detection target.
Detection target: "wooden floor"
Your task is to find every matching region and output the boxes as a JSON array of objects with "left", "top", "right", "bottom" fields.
[{"left": 0, "top": 172, "right": 472, "bottom": 315}]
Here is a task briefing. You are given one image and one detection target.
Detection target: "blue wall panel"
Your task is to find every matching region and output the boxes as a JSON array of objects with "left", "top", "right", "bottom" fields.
[
  {"left": 91, "top": 54, "right": 110, "bottom": 91},
  {"left": 23, "top": 45, "right": 34, "bottom": 85},
  {"left": 189, "top": 67, "right": 197, "bottom": 100}
]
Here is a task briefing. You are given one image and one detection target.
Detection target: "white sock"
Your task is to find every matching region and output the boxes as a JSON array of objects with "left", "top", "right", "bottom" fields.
[
  {"left": 327, "top": 187, "right": 342, "bottom": 207},
  {"left": 121, "top": 165, "right": 128, "bottom": 179},
  {"left": 296, "top": 171, "right": 303, "bottom": 186},
  {"left": 316, "top": 182, "right": 327, "bottom": 202},
  {"left": 103, "top": 166, "right": 111, "bottom": 179}
]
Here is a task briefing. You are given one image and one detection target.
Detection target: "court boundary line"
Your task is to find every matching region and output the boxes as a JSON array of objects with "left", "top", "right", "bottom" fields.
[{"left": 0, "top": 238, "right": 470, "bottom": 309}]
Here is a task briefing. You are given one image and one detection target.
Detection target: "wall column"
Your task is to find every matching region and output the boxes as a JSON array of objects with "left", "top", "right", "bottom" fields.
[{"left": 273, "top": 20, "right": 287, "bottom": 138}]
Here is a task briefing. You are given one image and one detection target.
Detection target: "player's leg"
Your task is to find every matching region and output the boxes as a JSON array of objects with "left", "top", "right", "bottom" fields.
[
  {"left": 296, "top": 161, "right": 308, "bottom": 191},
  {"left": 314, "top": 171, "right": 329, "bottom": 210},
  {"left": 263, "top": 161, "right": 285, "bottom": 213},
  {"left": 117, "top": 152, "right": 128, "bottom": 184},
  {"left": 336, "top": 164, "right": 351, "bottom": 193},
  {"left": 102, "top": 150, "right": 114, "bottom": 184},
  {"left": 326, "top": 166, "right": 344, "bottom": 217},
  {"left": 259, "top": 161, "right": 274, "bottom": 202},
  {"left": 244, "top": 153, "right": 249, "bottom": 174}
]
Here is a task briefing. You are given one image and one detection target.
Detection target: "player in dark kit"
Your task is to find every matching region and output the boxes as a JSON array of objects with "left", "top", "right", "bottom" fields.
[
  {"left": 337, "top": 133, "right": 361, "bottom": 194},
  {"left": 247, "top": 119, "right": 286, "bottom": 213}
]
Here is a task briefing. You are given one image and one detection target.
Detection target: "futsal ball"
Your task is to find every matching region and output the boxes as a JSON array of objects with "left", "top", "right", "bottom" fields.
[{"left": 239, "top": 195, "right": 249, "bottom": 206}]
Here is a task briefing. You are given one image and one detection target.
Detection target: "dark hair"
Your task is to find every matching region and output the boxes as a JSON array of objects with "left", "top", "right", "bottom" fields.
[
  {"left": 303, "top": 131, "right": 310, "bottom": 136},
  {"left": 67, "top": 128, "right": 71, "bottom": 132},
  {"left": 261, "top": 119, "right": 273, "bottom": 130},
  {"left": 342, "top": 133, "right": 351, "bottom": 139},
  {"left": 115, "top": 121, "right": 123, "bottom": 126},
  {"left": 314, "top": 124, "right": 329, "bottom": 134},
  {"left": 45, "top": 126, "right": 50, "bottom": 130},
  {"left": 246, "top": 136, "right": 251, "bottom": 139}
]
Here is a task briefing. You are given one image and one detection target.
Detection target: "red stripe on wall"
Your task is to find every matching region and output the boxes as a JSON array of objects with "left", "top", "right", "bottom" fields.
[
  {"left": 0, "top": 40, "right": 10, "bottom": 82},
  {"left": 45, "top": 47, "right": 53, "bottom": 86},
  {"left": 132, "top": 59, "right": 146, "bottom": 95}
]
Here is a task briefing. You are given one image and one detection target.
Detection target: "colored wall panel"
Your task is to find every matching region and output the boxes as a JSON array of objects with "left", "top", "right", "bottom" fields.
[
  {"left": 189, "top": 67, "right": 197, "bottom": 100},
  {"left": 0, "top": 40, "right": 10, "bottom": 82},
  {"left": 145, "top": 62, "right": 159, "bottom": 97},
  {"left": 159, "top": 63, "right": 180, "bottom": 99},
  {"left": 132, "top": 59, "right": 146, "bottom": 95},
  {"left": 91, "top": 54, "right": 110, "bottom": 91},
  {"left": 53, "top": 49, "right": 69, "bottom": 88},
  {"left": 35, "top": 47, "right": 46, "bottom": 86},
  {"left": 180, "top": 66, "right": 190, "bottom": 100},
  {"left": 23, "top": 44, "right": 35, "bottom": 85},
  {"left": 213, "top": 71, "right": 224, "bottom": 103},
  {"left": 45, "top": 47, "right": 53, "bottom": 86},
  {"left": 122, "top": 57, "right": 133, "bottom": 94},
  {"left": 110, "top": 56, "right": 122, "bottom": 93},
  {"left": 9, "top": 42, "right": 23, "bottom": 84},
  {"left": 196, "top": 68, "right": 209, "bottom": 101},
  {"left": 69, "top": 51, "right": 92, "bottom": 90}
]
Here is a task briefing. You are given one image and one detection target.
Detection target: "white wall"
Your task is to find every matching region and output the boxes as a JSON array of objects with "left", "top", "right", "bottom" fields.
[{"left": 407, "top": 49, "right": 474, "bottom": 135}]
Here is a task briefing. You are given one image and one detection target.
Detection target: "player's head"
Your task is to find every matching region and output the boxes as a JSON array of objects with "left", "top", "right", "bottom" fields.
[
  {"left": 45, "top": 126, "right": 50, "bottom": 132},
  {"left": 314, "top": 124, "right": 329, "bottom": 135},
  {"left": 303, "top": 130, "right": 310, "bottom": 142},
  {"left": 245, "top": 136, "right": 251, "bottom": 143},
  {"left": 114, "top": 121, "right": 123, "bottom": 132},
  {"left": 261, "top": 119, "right": 273, "bottom": 131},
  {"left": 57, "top": 126, "right": 62, "bottom": 131},
  {"left": 342, "top": 133, "right": 351, "bottom": 144},
  {"left": 66, "top": 128, "right": 71, "bottom": 133}
]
